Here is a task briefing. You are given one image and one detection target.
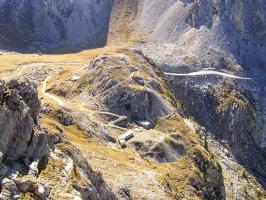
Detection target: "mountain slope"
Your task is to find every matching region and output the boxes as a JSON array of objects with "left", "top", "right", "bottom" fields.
[
  {"left": 0, "top": 0, "right": 265, "bottom": 199},
  {"left": 131, "top": 0, "right": 266, "bottom": 187}
]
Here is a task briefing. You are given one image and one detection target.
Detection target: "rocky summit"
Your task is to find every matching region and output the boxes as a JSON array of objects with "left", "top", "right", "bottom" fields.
[{"left": 0, "top": 0, "right": 265, "bottom": 200}]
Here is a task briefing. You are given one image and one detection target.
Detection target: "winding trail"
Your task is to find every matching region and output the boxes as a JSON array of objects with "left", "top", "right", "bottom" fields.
[
  {"left": 164, "top": 69, "right": 251, "bottom": 80},
  {"left": 42, "top": 76, "right": 65, "bottom": 107},
  {"left": 5, "top": 61, "right": 127, "bottom": 130},
  {"left": 41, "top": 73, "right": 127, "bottom": 131},
  {"left": 1, "top": 62, "right": 88, "bottom": 80}
]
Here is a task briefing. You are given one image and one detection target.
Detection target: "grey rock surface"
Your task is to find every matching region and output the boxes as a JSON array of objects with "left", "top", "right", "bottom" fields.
[
  {"left": 0, "top": 79, "right": 49, "bottom": 162},
  {"left": 168, "top": 77, "right": 266, "bottom": 185},
  {"left": 72, "top": 52, "right": 176, "bottom": 127},
  {"left": 0, "top": 79, "right": 51, "bottom": 199},
  {"left": 0, "top": 0, "right": 114, "bottom": 51},
  {"left": 137, "top": 0, "right": 266, "bottom": 69}
]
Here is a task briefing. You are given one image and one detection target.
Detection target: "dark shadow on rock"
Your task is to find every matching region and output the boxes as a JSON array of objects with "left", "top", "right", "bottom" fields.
[
  {"left": 0, "top": 0, "right": 115, "bottom": 54},
  {"left": 37, "top": 156, "right": 49, "bottom": 174}
]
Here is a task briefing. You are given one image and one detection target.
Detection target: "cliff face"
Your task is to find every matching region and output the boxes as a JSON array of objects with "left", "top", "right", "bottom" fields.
[
  {"left": 138, "top": 0, "right": 266, "bottom": 43},
  {"left": 167, "top": 76, "right": 266, "bottom": 185},
  {"left": 0, "top": 0, "right": 113, "bottom": 50}
]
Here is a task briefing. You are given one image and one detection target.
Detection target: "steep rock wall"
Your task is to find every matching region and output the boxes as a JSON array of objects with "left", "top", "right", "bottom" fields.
[
  {"left": 0, "top": 79, "right": 49, "bottom": 162},
  {"left": 0, "top": 0, "right": 114, "bottom": 50}
]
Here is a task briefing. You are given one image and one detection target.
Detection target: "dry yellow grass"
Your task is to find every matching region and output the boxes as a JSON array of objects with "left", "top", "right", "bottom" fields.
[
  {"left": 40, "top": 114, "right": 172, "bottom": 199},
  {"left": 40, "top": 109, "right": 216, "bottom": 200},
  {"left": 0, "top": 46, "right": 124, "bottom": 75}
]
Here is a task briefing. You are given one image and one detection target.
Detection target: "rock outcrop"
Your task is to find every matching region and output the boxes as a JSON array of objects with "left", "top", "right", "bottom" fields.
[
  {"left": 69, "top": 51, "right": 177, "bottom": 128},
  {"left": 0, "top": 79, "right": 51, "bottom": 199},
  {"left": 0, "top": 79, "right": 48, "bottom": 163},
  {"left": 0, "top": 79, "right": 116, "bottom": 199},
  {"left": 167, "top": 77, "right": 266, "bottom": 186}
]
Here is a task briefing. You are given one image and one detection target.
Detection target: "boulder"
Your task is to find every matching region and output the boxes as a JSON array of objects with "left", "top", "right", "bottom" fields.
[
  {"left": 134, "top": 120, "right": 152, "bottom": 129},
  {"left": 71, "top": 74, "right": 81, "bottom": 82}
]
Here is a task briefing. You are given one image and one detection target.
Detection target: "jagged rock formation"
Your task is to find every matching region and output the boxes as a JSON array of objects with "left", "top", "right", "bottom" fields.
[
  {"left": 0, "top": 79, "right": 48, "bottom": 163},
  {"left": 0, "top": 0, "right": 114, "bottom": 50},
  {"left": 0, "top": 79, "right": 116, "bottom": 199},
  {"left": 167, "top": 76, "right": 266, "bottom": 185},
  {"left": 0, "top": 79, "right": 50, "bottom": 199}
]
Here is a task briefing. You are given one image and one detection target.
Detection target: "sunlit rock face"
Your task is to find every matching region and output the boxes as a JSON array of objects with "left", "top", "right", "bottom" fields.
[
  {"left": 138, "top": 0, "right": 266, "bottom": 43},
  {"left": 0, "top": 0, "right": 114, "bottom": 50},
  {"left": 137, "top": 0, "right": 266, "bottom": 68}
]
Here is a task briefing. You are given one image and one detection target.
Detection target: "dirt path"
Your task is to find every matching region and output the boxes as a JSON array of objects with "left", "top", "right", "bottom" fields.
[
  {"left": 40, "top": 71, "right": 128, "bottom": 131},
  {"left": 42, "top": 76, "right": 65, "bottom": 107},
  {"left": 1, "top": 62, "right": 88, "bottom": 81},
  {"left": 164, "top": 69, "right": 251, "bottom": 80},
  {"left": 1, "top": 56, "right": 128, "bottom": 131}
]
